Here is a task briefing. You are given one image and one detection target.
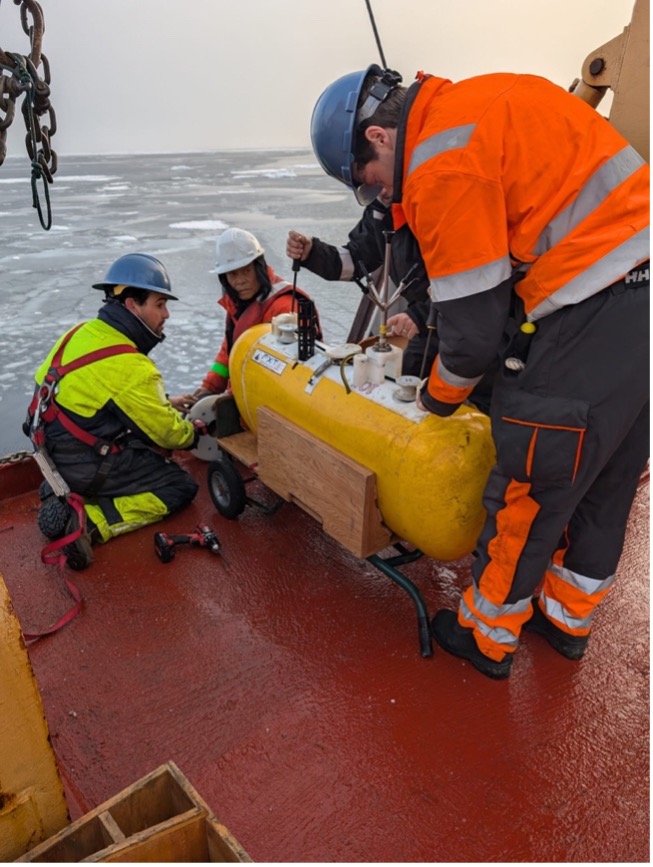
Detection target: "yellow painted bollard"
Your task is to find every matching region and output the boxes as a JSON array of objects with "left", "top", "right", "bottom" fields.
[{"left": 0, "top": 576, "right": 68, "bottom": 860}]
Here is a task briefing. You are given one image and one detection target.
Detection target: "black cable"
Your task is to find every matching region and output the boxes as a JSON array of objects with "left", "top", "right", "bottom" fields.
[
  {"left": 418, "top": 304, "right": 438, "bottom": 380},
  {"left": 364, "top": 0, "right": 387, "bottom": 68}
]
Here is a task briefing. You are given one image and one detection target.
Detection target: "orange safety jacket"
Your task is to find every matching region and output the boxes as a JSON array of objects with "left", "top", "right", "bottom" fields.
[
  {"left": 392, "top": 72, "right": 650, "bottom": 414},
  {"left": 201, "top": 267, "right": 318, "bottom": 393}
]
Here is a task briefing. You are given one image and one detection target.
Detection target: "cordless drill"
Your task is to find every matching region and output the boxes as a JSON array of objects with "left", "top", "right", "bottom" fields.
[{"left": 154, "top": 524, "right": 221, "bottom": 563}]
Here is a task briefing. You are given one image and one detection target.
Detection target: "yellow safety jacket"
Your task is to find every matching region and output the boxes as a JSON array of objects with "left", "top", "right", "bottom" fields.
[{"left": 34, "top": 316, "right": 194, "bottom": 452}]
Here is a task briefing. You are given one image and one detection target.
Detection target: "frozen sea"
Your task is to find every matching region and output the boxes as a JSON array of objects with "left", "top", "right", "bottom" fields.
[{"left": 0, "top": 149, "right": 365, "bottom": 455}]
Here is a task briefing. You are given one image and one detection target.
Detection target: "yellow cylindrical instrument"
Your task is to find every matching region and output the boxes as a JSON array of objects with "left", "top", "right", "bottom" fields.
[{"left": 230, "top": 325, "right": 495, "bottom": 562}]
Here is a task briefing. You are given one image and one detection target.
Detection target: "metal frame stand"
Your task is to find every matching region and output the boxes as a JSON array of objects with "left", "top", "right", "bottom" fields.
[
  {"left": 243, "top": 481, "right": 285, "bottom": 515},
  {"left": 367, "top": 544, "right": 432, "bottom": 657}
]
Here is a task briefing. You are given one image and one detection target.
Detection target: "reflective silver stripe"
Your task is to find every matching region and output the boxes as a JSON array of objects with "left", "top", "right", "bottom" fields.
[
  {"left": 470, "top": 585, "right": 532, "bottom": 620},
  {"left": 429, "top": 255, "right": 512, "bottom": 302},
  {"left": 338, "top": 248, "right": 355, "bottom": 281},
  {"left": 528, "top": 227, "right": 650, "bottom": 320},
  {"left": 438, "top": 356, "right": 482, "bottom": 389},
  {"left": 460, "top": 597, "right": 520, "bottom": 648},
  {"left": 532, "top": 146, "right": 646, "bottom": 256},
  {"left": 540, "top": 593, "right": 594, "bottom": 631},
  {"left": 549, "top": 561, "right": 617, "bottom": 596},
  {"left": 407, "top": 124, "right": 476, "bottom": 177}
]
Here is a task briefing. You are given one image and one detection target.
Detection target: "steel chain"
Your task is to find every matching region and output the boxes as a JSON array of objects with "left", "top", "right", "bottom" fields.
[
  {"left": 0, "top": 449, "right": 33, "bottom": 465},
  {"left": 0, "top": 0, "right": 57, "bottom": 228}
]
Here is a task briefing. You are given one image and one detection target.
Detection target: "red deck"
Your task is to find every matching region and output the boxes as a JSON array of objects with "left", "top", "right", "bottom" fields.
[{"left": 0, "top": 455, "right": 649, "bottom": 862}]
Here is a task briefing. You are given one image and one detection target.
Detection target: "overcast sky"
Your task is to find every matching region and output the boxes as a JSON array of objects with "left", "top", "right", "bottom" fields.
[{"left": 0, "top": 0, "right": 637, "bottom": 156}]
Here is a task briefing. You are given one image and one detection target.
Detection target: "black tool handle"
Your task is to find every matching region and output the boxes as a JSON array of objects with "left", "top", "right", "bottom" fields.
[{"left": 154, "top": 532, "right": 176, "bottom": 563}]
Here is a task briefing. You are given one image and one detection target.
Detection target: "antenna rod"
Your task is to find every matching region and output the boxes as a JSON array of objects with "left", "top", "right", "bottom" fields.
[{"left": 364, "top": 0, "right": 387, "bottom": 68}]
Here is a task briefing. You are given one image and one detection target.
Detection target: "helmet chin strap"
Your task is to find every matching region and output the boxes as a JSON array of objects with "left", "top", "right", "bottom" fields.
[
  {"left": 122, "top": 297, "right": 165, "bottom": 343},
  {"left": 357, "top": 69, "right": 402, "bottom": 123}
]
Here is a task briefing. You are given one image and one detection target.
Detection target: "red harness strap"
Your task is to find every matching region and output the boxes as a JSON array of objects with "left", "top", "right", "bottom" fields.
[
  {"left": 22, "top": 577, "right": 82, "bottom": 646},
  {"left": 23, "top": 493, "right": 87, "bottom": 644},
  {"left": 29, "top": 324, "right": 138, "bottom": 451}
]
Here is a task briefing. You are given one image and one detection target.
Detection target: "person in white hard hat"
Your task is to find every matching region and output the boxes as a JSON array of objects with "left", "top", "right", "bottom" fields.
[{"left": 170, "top": 228, "right": 320, "bottom": 410}]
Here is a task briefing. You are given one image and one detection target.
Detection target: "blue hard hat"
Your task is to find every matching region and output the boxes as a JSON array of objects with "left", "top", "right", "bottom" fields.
[
  {"left": 92, "top": 253, "right": 178, "bottom": 299},
  {"left": 310, "top": 64, "right": 401, "bottom": 205}
]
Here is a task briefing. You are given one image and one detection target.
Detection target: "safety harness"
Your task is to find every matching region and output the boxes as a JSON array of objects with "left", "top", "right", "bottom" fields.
[
  {"left": 24, "top": 324, "right": 137, "bottom": 642},
  {"left": 28, "top": 322, "right": 138, "bottom": 454}
]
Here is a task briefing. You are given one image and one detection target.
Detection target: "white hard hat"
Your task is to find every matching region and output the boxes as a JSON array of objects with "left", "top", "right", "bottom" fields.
[{"left": 215, "top": 228, "right": 265, "bottom": 274}]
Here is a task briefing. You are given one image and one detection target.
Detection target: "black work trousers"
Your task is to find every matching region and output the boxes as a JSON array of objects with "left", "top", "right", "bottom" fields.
[
  {"left": 50, "top": 439, "right": 198, "bottom": 541},
  {"left": 459, "top": 267, "right": 649, "bottom": 659}
]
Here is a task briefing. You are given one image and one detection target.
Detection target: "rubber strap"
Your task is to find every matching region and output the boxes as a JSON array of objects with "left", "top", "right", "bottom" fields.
[
  {"left": 40, "top": 493, "right": 85, "bottom": 566},
  {"left": 23, "top": 493, "right": 87, "bottom": 644},
  {"left": 22, "top": 577, "right": 82, "bottom": 645}
]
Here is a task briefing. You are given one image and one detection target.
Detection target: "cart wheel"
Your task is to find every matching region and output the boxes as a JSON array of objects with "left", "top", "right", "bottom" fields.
[{"left": 207, "top": 457, "right": 247, "bottom": 519}]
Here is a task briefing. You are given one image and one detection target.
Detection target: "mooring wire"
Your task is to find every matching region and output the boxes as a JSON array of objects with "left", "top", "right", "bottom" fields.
[{"left": 364, "top": 0, "right": 387, "bottom": 68}]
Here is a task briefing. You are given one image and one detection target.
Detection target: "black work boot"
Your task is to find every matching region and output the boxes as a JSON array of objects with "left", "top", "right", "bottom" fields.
[
  {"left": 62, "top": 508, "right": 94, "bottom": 571},
  {"left": 522, "top": 598, "right": 588, "bottom": 660},
  {"left": 431, "top": 609, "right": 512, "bottom": 680},
  {"left": 38, "top": 495, "right": 72, "bottom": 540}
]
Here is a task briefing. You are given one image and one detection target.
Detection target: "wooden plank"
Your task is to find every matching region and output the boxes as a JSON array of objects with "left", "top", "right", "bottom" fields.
[
  {"left": 98, "top": 812, "right": 125, "bottom": 843},
  {"left": 164, "top": 761, "right": 216, "bottom": 817},
  {"left": 97, "top": 815, "right": 252, "bottom": 863},
  {"left": 90, "top": 813, "right": 204, "bottom": 863},
  {"left": 18, "top": 762, "right": 210, "bottom": 862},
  {"left": 18, "top": 762, "right": 251, "bottom": 863},
  {"left": 205, "top": 818, "right": 253, "bottom": 863},
  {"left": 257, "top": 407, "right": 392, "bottom": 557},
  {"left": 107, "top": 765, "right": 196, "bottom": 836},
  {"left": 217, "top": 431, "right": 258, "bottom": 469},
  {"left": 18, "top": 814, "right": 117, "bottom": 862}
]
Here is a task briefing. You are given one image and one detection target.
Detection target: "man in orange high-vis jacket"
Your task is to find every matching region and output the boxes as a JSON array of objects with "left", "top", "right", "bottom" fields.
[{"left": 310, "top": 66, "right": 650, "bottom": 678}]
